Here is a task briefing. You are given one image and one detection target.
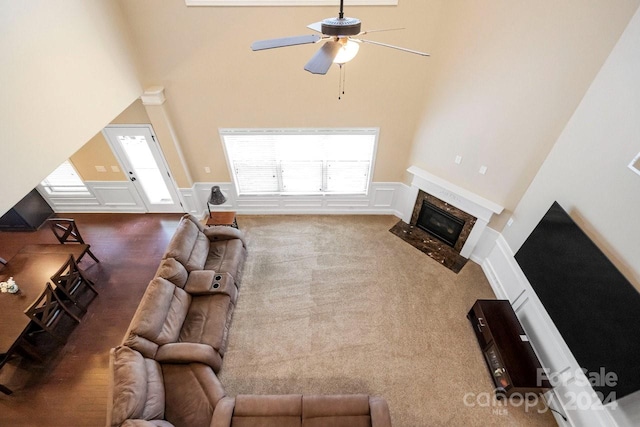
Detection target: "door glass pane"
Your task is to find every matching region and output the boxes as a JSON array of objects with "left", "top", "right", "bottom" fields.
[{"left": 117, "top": 135, "right": 173, "bottom": 204}]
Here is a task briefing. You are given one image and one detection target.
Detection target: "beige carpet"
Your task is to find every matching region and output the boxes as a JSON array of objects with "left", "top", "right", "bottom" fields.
[{"left": 218, "top": 215, "right": 557, "bottom": 427}]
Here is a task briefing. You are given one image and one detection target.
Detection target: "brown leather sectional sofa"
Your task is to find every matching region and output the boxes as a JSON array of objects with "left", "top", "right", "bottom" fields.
[{"left": 107, "top": 214, "right": 392, "bottom": 427}]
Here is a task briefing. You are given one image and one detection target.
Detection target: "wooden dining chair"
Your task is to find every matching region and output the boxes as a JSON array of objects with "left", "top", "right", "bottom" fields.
[
  {"left": 50, "top": 255, "right": 98, "bottom": 313},
  {"left": 24, "top": 282, "right": 81, "bottom": 345},
  {"left": 46, "top": 218, "right": 100, "bottom": 263}
]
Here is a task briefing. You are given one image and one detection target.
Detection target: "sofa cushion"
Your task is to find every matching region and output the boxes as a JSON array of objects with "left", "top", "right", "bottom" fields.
[
  {"left": 162, "top": 363, "right": 226, "bottom": 427},
  {"left": 302, "top": 395, "right": 371, "bottom": 427},
  {"left": 179, "top": 294, "right": 233, "bottom": 354},
  {"left": 205, "top": 239, "right": 246, "bottom": 280},
  {"left": 108, "top": 346, "right": 165, "bottom": 426},
  {"left": 123, "top": 278, "right": 191, "bottom": 357},
  {"left": 164, "top": 217, "right": 208, "bottom": 272},
  {"left": 156, "top": 258, "right": 188, "bottom": 288}
]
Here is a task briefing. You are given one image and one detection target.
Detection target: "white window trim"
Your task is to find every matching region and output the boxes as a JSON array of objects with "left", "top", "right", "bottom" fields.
[
  {"left": 220, "top": 128, "right": 379, "bottom": 197},
  {"left": 186, "top": 0, "right": 397, "bottom": 6}
]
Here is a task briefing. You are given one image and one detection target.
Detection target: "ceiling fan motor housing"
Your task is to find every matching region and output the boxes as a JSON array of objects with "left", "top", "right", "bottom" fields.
[{"left": 321, "top": 17, "right": 362, "bottom": 36}]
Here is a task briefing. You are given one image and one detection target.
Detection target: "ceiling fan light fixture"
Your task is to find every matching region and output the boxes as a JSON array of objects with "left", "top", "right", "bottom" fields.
[{"left": 333, "top": 39, "right": 360, "bottom": 64}]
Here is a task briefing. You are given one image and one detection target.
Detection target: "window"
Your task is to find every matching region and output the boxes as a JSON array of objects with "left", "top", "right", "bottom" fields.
[
  {"left": 221, "top": 128, "right": 378, "bottom": 196},
  {"left": 186, "top": 1, "right": 397, "bottom": 6},
  {"left": 40, "top": 160, "right": 91, "bottom": 196}
]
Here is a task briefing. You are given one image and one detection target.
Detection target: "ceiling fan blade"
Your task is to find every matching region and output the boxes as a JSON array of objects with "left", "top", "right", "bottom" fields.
[
  {"left": 307, "top": 21, "right": 323, "bottom": 33},
  {"left": 357, "top": 27, "right": 405, "bottom": 36},
  {"left": 251, "top": 34, "right": 321, "bottom": 51},
  {"left": 357, "top": 38, "right": 430, "bottom": 57},
  {"left": 304, "top": 41, "right": 341, "bottom": 75}
]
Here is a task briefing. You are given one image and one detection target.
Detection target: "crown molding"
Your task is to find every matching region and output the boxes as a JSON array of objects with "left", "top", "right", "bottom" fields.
[{"left": 140, "top": 86, "right": 166, "bottom": 106}]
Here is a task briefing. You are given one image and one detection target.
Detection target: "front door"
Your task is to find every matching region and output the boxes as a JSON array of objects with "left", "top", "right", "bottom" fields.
[{"left": 103, "top": 125, "right": 183, "bottom": 213}]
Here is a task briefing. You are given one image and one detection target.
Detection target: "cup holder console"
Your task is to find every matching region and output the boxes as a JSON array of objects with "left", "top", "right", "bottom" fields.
[{"left": 211, "top": 274, "right": 225, "bottom": 290}]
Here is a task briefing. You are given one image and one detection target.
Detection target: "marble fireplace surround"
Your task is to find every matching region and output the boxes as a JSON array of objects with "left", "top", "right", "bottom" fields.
[{"left": 402, "top": 166, "right": 504, "bottom": 259}]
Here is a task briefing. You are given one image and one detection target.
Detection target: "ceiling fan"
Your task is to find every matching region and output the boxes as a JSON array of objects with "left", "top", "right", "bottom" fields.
[{"left": 250, "top": 0, "right": 430, "bottom": 75}]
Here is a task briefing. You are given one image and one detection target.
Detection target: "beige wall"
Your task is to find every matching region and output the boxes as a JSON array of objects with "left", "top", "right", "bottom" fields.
[
  {"left": 69, "top": 99, "right": 151, "bottom": 181},
  {"left": 409, "top": 0, "right": 640, "bottom": 229},
  {"left": 503, "top": 5, "right": 640, "bottom": 290},
  {"left": 117, "top": 1, "right": 442, "bottom": 184},
  {"left": 0, "top": 0, "right": 142, "bottom": 216},
  {"left": 70, "top": 133, "right": 126, "bottom": 182},
  {"left": 111, "top": 98, "right": 151, "bottom": 124}
]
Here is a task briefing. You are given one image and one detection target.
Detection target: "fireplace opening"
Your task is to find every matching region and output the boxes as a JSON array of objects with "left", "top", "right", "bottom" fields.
[{"left": 416, "top": 200, "right": 465, "bottom": 247}]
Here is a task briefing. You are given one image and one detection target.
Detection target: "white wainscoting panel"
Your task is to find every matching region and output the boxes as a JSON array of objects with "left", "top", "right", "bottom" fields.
[
  {"left": 91, "top": 182, "right": 145, "bottom": 211},
  {"left": 190, "top": 182, "right": 407, "bottom": 217},
  {"left": 480, "top": 234, "right": 624, "bottom": 427},
  {"left": 38, "top": 181, "right": 146, "bottom": 212}
]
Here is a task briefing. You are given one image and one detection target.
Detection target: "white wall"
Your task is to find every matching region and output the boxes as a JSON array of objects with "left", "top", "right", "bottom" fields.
[
  {"left": 409, "top": 0, "right": 640, "bottom": 230},
  {"left": 497, "top": 7, "right": 640, "bottom": 425},
  {"left": 0, "top": 0, "right": 142, "bottom": 216},
  {"left": 502, "top": 5, "right": 640, "bottom": 291}
]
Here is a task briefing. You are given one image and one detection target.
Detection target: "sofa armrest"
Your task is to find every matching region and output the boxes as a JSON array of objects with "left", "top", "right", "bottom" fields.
[
  {"left": 203, "top": 226, "right": 246, "bottom": 246},
  {"left": 155, "top": 343, "right": 222, "bottom": 373},
  {"left": 184, "top": 271, "right": 237, "bottom": 301},
  {"left": 369, "top": 396, "right": 392, "bottom": 427},
  {"left": 209, "top": 396, "right": 235, "bottom": 427}
]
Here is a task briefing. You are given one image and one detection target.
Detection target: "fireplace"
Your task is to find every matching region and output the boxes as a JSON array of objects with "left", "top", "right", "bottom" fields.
[
  {"left": 416, "top": 200, "right": 465, "bottom": 247},
  {"left": 390, "top": 190, "right": 477, "bottom": 272},
  {"left": 390, "top": 166, "right": 504, "bottom": 272}
]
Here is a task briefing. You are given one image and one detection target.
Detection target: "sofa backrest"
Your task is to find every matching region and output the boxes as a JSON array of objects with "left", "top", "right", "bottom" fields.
[
  {"left": 107, "top": 346, "right": 165, "bottom": 427},
  {"left": 210, "top": 394, "right": 391, "bottom": 427},
  {"left": 232, "top": 394, "right": 302, "bottom": 427},
  {"left": 302, "top": 394, "right": 372, "bottom": 427},
  {"left": 163, "top": 215, "right": 209, "bottom": 272},
  {"left": 123, "top": 277, "right": 191, "bottom": 358},
  {"left": 155, "top": 258, "right": 188, "bottom": 288}
]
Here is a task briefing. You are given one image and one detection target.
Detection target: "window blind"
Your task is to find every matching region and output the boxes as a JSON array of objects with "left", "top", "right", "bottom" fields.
[
  {"left": 221, "top": 129, "right": 377, "bottom": 196},
  {"left": 40, "top": 160, "right": 90, "bottom": 195}
]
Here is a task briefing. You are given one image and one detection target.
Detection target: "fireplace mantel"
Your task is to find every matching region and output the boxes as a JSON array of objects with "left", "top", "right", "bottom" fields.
[{"left": 403, "top": 166, "right": 504, "bottom": 258}]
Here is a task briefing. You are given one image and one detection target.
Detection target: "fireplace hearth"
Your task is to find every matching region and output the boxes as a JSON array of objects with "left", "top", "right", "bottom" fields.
[{"left": 390, "top": 190, "right": 477, "bottom": 273}]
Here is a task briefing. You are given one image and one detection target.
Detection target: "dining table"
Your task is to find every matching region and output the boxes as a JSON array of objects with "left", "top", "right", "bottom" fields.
[{"left": 0, "top": 244, "right": 87, "bottom": 394}]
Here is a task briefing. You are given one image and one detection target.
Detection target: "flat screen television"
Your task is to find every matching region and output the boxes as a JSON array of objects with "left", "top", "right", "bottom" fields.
[{"left": 515, "top": 201, "right": 640, "bottom": 402}]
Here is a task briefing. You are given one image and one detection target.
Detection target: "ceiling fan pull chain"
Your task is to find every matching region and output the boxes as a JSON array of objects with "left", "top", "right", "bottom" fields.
[
  {"left": 342, "top": 64, "right": 347, "bottom": 97},
  {"left": 338, "top": 63, "right": 343, "bottom": 100},
  {"left": 337, "top": 64, "right": 348, "bottom": 100}
]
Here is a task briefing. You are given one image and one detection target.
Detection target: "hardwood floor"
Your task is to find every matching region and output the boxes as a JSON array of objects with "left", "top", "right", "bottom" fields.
[{"left": 0, "top": 213, "right": 183, "bottom": 426}]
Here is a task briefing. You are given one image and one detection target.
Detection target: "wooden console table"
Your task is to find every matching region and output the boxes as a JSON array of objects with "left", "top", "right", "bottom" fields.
[{"left": 467, "top": 299, "right": 551, "bottom": 397}]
